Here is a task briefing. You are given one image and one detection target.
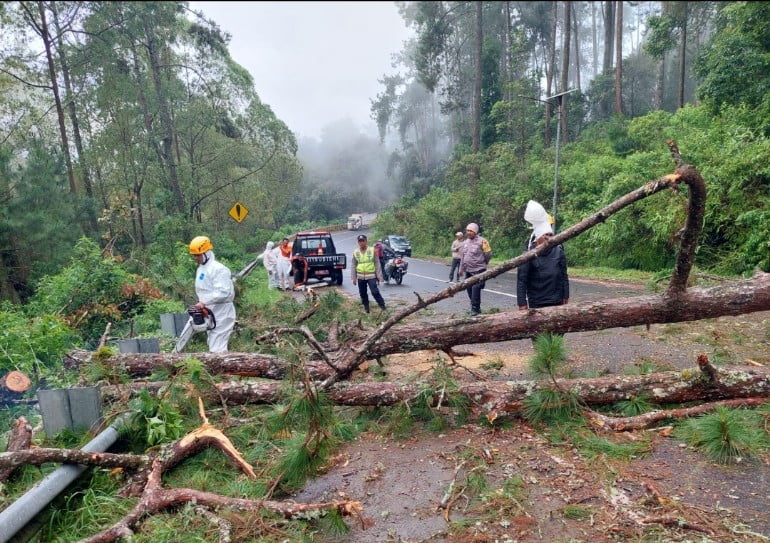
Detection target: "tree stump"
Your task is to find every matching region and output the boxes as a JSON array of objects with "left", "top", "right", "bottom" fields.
[{"left": 1, "top": 371, "right": 31, "bottom": 394}]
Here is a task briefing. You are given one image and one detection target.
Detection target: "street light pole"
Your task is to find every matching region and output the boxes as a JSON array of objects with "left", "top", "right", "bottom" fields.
[
  {"left": 544, "top": 89, "right": 577, "bottom": 228},
  {"left": 552, "top": 100, "right": 562, "bottom": 225}
]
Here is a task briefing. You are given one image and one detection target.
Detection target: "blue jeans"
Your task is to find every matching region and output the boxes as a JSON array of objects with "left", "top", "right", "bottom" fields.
[{"left": 449, "top": 258, "right": 461, "bottom": 281}]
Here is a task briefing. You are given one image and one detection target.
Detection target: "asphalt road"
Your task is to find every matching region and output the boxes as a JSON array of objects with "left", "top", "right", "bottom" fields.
[{"left": 324, "top": 229, "right": 644, "bottom": 317}]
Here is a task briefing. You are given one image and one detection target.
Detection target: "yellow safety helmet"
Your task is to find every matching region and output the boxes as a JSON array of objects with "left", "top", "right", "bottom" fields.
[{"left": 189, "top": 236, "right": 213, "bottom": 255}]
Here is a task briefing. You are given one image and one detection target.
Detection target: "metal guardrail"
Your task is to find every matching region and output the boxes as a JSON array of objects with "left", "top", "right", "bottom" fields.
[{"left": 0, "top": 419, "right": 123, "bottom": 543}]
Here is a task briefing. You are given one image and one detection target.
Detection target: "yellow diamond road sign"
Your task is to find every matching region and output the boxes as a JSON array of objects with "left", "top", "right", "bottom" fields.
[{"left": 229, "top": 201, "right": 248, "bottom": 223}]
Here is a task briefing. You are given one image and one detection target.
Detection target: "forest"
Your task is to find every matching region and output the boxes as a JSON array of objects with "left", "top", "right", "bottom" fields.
[{"left": 2, "top": 1, "right": 770, "bottom": 542}]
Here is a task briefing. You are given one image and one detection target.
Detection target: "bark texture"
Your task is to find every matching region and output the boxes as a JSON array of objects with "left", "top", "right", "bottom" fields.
[
  {"left": 81, "top": 272, "right": 770, "bottom": 381},
  {"left": 210, "top": 364, "right": 770, "bottom": 422},
  {"left": 0, "top": 417, "right": 33, "bottom": 481}
]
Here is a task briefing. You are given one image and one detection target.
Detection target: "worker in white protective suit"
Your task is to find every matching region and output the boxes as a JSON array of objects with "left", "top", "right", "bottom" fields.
[
  {"left": 261, "top": 241, "right": 278, "bottom": 288},
  {"left": 189, "top": 236, "right": 236, "bottom": 352},
  {"left": 276, "top": 237, "right": 293, "bottom": 290}
]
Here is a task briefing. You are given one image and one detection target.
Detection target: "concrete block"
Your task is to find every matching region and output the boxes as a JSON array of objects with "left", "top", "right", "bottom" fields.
[
  {"left": 37, "top": 389, "right": 72, "bottom": 437},
  {"left": 118, "top": 338, "right": 139, "bottom": 353},
  {"left": 160, "top": 313, "right": 189, "bottom": 337},
  {"left": 67, "top": 387, "right": 101, "bottom": 432},
  {"left": 119, "top": 338, "right": 160, "bottom": 353},
  {"left": 137, "top": 338, "right": 160, "bottom": 353},
  {"left": 38, "top": 387, "right": 103, "bottom": 437}
]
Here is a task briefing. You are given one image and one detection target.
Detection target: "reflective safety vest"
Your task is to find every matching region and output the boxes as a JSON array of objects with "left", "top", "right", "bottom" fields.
[{"left": 354, "top": 247, "right": 376, "bottom": 274}]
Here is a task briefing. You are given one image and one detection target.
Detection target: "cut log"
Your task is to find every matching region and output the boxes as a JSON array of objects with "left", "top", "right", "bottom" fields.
[
  {"left": 65, "top": 349, "right": 334, "bottom": 380},
  {"left": 1, "top": 371, "right": 31, "bottom": 393},
  {"left": 0, "top": 416, "right": 33, "bottom": 482},
  {"left": 68, "top": 272, "right": 770, "bottom": 382},
  {"left": 209, "top": 365, "right": 770, "bottom": 422}
]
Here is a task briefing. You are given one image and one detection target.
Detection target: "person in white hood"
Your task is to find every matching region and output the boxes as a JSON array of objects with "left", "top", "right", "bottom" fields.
[
  {"left": 518, "top": 201, "right": 569, "bottom": 311},
  {"left": 261, "top": 241, "right": 278, "bottom": 288},
  {"left": 189, "top": 236, "right": 236, "bottom": 352},
  {"left": 523, "top": 199, "right": 555, "bottom": 250}
]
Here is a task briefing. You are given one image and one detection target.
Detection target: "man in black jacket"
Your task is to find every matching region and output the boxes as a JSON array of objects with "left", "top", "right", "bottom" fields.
[{"left": 517, "top": 200, "right": 569, "bottom": 311}]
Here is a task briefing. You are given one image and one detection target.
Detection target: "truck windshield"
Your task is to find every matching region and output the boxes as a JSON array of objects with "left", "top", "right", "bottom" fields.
[{"left": 295, "top": 238, "right": 330, "bottom": 254}]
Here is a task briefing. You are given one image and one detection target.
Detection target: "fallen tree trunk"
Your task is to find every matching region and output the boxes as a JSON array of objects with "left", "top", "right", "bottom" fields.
[
  {"left": 366, "top": 271, "right": 770, "bottom": 358},
  {"left": 587, "top": 397, "right": 768, "bottom": 431},
  {"left": 63, "top": 349, "right": 324, "bottom": 379},
  {"left": 208, "top": 364, "right": 770, "bottom": 420},
  {"left": 71, "top": 150, "right": 710, "bottom": 388},
  {"left": 75, "top": 271, "right": 770, "bottom": 381},
  {"left": 0, "top": 417, "right": 33, "bottom": 482}
]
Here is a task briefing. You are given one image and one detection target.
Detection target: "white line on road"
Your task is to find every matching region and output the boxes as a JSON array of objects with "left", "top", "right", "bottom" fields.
[{"left": 408, "top": 272, "right": 518, "bottom": 299}]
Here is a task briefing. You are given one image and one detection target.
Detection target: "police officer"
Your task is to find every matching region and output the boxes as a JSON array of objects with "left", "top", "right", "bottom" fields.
[{"left": 351, "top": 234, "right": 386, "bottom": 313}]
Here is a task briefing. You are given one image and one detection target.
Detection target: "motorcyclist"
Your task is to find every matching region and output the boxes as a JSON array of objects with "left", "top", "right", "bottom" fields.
[{"left": 377, "top": 239, "right": 397, "bottom": 280}]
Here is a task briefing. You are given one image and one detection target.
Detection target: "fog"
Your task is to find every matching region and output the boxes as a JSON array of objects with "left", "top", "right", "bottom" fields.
[
  {"left": 187, "top": 2, "right": 416, "bottom": 219},
  {"left": 188, "top": 1, "right": 414, "bottom": 141}
]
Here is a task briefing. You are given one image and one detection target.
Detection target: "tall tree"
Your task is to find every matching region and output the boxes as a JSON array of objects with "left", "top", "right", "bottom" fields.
[
  {"left": 614, "top": 0, "right": 623, "bottom": 115},
  {"left": 472, "top": 1, "right": 482, "bottom": 155},
  {"left": 559, "top": 1, "right": 571, "bottom": 143},
  {"left": 545, "top": 1, "right": 558, "bottom": 146},
  {"left": 602, "top": 0, "right": 615, "bottom": 74},
  {"left": 50, "top": 2, "right": 98, "bottom": 232},
  {"left": 591, "top": 2, "right": 599, "bottom": 77},
  {"left": 676, "top": 1, "right": 688, "bottom": 109},
  {"left": 19, "top": 2, "right": 77, "bottom": 195},
  {"left": 572, "top": 3, "right": 581, "bottom": 91}
]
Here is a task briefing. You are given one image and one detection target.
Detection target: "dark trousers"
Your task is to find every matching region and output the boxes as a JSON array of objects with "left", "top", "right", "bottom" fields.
[
  {"left": 358, "top": 278, "right": 386, "bottom": 311},
  {"left": 449, "top": 258, "right": 461, "bottom": 281},
  {"left": 465, "top": 270, "right": 485, "bottom": 313}
]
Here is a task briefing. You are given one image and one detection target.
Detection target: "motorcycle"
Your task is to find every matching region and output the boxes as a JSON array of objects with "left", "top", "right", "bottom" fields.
[{"left": 382, "top": 253, "right": 408, "bottom": 285}]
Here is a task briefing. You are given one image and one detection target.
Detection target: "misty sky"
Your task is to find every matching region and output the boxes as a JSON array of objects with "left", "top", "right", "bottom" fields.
[{"left": 188, "top": 2, "right": 415, "bottom": 140}]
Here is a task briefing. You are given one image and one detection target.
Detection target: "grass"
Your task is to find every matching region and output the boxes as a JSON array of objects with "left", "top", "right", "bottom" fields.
[
  {"left": 676, "top": 406, "right": 765, "bottom": 463},
  {"left": 561, "top": 504, "right": 594, "bottom": 521},
  {"left": 479, "top": 474, "right": 529, "bottom": 516},
  {"left": 544, "top": 422, "right": 652, "bottom": 462},
  {"left": 611, "top": 395, "right": 654, "bottom": 416},
  {"left": 568, "top": 266, "right": 654, "bottom": 284}
]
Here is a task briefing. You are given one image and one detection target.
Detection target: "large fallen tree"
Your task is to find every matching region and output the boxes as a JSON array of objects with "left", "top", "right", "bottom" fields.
[
  {"left": 6, "top": 142, "right": 770, "bottom": 541},
  {"left": 68, "top": 141, "right": 766, "bottom": 389},
  {"left": 68, "top": 270, "right": 770, "bottom": 381}
]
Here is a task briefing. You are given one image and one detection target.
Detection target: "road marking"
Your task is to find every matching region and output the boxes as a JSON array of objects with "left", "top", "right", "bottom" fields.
[{"left": 408, "top": 272, "right": 518, "bottom": 299}]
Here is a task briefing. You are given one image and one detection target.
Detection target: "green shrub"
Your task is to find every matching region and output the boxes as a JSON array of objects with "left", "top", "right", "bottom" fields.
[
  {"left": 677, "top": 406, "right": 763, "bottom": 463},
  {"left": 27, "top": 238, "right": 166, "bottom": 347},
  {"left": 0, "top": 306, "right": 79, "bottom": 384}
]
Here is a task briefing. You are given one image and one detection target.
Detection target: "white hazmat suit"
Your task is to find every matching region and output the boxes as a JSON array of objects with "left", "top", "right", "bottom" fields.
[
  {"left": 261, "top": 241, "right": 278, "bottom": 288},
  {"left": 194, "top": 250, "right": 236, "bottom": 352},
  {"left": 275, "top": 242, "right": 292, "bottom": 290}
]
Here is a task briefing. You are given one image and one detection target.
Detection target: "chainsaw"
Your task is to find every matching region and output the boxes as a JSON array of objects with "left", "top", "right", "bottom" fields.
[{"left": 172, "top": 305, "right": 216, "bottom": 353}]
